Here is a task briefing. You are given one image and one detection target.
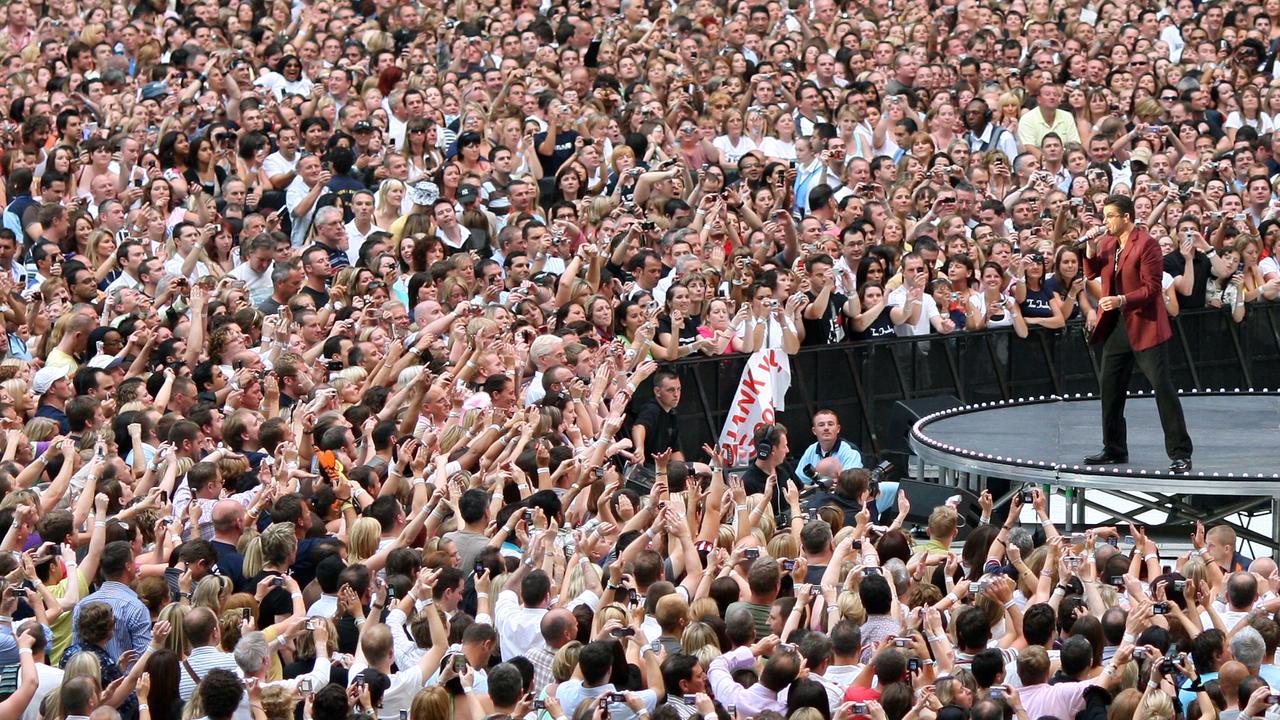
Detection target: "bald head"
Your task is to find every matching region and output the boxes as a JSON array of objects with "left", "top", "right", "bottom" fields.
[
  {"left": 1251, "top": 557, "right": 1277, "bottom": 585},
  {"left": 815, "top": 456, "right": 843, "bottom": 479},
  {"left": 1218, "top": 660, "right": 1249, "bottom": 703},
  {"left": 212, "top": 500, "right": 245, "bottom": 534},
  {"left": 540, "top": 608, "right": 577, "bottom": 649}
]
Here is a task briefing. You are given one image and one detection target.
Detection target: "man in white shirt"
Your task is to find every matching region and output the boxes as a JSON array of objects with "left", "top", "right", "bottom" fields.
[
  {"left": 179, "top": 608, "right": 241, "bottom": 701},
  {"left": 285, "top": 154, "right": 331, "bottom": 247},
  {"left": 1202, "top": 572, "right": 1260, "bottom": 630},
  {"left": 523, "top": 335, "right": 567, "bottom": 406},
  {"left": 347, "top": 622, "right": 439, "bottom": 720},
  {"left": 887, "top": 252, "right": 951, "bottom": 336},
  {"left": 226, "top": 235, "right": 275, "bottom": 307},
  {"left": 494, "top": 559, "right": 552, "bottom": 661},
  {"left": 104, "top": 239, "right": 147, "bottom": 296},
  {"left": 263, "top": 126, "right": 301, "bottom": 190},
  {"left": 345, "top": 190, "right": 385, "bottom": 264}
]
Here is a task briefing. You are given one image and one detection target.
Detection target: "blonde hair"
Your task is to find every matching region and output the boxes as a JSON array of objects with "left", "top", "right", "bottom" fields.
[
  {"left": 409, "top": 686, "right": 451, "bottom": 720},
  {"left": 348, "top": 517, "right": 382, "bottom": 565},
  {"left": 159, "top": 602, "right": 191, "bottom": 656},
  {"left": 552, "top": 640, "right": 582, "bottom": 681},
  {"left": 260, "top": 684, "right": 299, "bottom": 720},
  {"left": 193, "top": 574, "right": 233, "bottom": 613},
  {"left": 835, "top": 589, "right": 867, "bottom": 625},
  {"left": 23, "top": 417, "right": 59, "bottom": 441}
]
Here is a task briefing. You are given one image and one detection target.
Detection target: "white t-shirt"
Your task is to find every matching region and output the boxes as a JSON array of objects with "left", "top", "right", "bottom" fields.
[
  {"left": 1225, "top": 111, "right": 1275, "bottom": 134},
  {"left": 968, "top": 293, "right": 1017, "bottom": 328},
  {"left": 758, "top": 136, "right": 797, "bottom": 162},
  {"left": 285, "top": 175, "right": 322, "bottom": 247},
  {"left": 713, "top": 135, "right": 758, "bottom": 166},
  {"left": 1261, "top": 255, "right": 1280, "bottom": 280},
  {"left": 263, "top": 151, "right": 299, "bottom": 180},
  {"left": 886, "top": 285, "right": 940, "bottom": 335},
  {"left": 733, "top": 314, "right": 795, "bottom": 349}
]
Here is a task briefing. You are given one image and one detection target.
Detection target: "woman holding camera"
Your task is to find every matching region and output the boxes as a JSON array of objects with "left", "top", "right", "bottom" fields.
[
  {"left": 732, "top": 282, "right": 801, "bottom": 354},
  {"left": 967, "top": 261, "right": 1029, "bottom": 338}
]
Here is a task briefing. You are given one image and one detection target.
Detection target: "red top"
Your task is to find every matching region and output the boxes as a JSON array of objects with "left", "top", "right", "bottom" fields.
[{"left": 1082, "top": 226, "right": 1170, "bottom": 352}]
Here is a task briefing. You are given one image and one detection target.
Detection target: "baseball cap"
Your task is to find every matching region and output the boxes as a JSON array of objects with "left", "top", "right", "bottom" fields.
[
  {"left": 33, "top": 366, "right": 71, "bottom": 395},
  {"left": 141, "top": 82, "right": 168, "bottom": 101},
  {"left": 353, "top": 121, "right": 374, "bottom": 133},
  {"left": 458, "top": 184, "right": 479, "bottom": 204},
  {"left": 87, "top": 354, "right": 125, "bottom": 370}
]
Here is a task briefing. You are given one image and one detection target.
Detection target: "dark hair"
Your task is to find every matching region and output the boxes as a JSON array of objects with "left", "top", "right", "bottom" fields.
[
  {"left": 199, "top": 669, "right": 246, "bottom": 720},
  {"left": 1105, "top": 193, "right": 1135, "bottom": 220}
]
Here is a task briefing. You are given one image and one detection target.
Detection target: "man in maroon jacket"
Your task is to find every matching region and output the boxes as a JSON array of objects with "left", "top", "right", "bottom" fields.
[{"left": 1082, "top": 194, "right": 1193, "bottom": 474}]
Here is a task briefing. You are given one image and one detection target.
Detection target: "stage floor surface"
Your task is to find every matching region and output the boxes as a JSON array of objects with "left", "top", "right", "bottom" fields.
[{"left": 911, "top": 393, "right": 1280, "bottom": 485}]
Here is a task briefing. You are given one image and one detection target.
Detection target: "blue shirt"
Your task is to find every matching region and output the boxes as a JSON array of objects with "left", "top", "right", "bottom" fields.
[
  {"left": 554, "top": 680, "right": 658, "bottom": 720},
  {"left": 795, "top": 438, "right": 863, "bottom": 485},
  {"left": 72, "top": 581, "right": 152, "bottom": 659}
]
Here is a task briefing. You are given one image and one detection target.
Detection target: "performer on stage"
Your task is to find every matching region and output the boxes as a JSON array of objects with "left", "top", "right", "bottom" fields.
[{"left": 1082, "top": 195, "right": 1193, "bottom": 474}]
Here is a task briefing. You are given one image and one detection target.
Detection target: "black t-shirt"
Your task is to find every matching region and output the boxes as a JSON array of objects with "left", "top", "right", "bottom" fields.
[
  {"left": 656, "top": 316, "right": 701, "bottom": 346},
  {"left": 740, "top": 462, "right": 802, "bottom": 513},
  {"left": 627, "top": 398, "right": 681, "bottom": 460},
  {"left": 1164, "top": 251, "right": 1211, "bottom": 309},
  {"left": 249, "top": 570, "right": 292, "bottom": 626},
  {"left": 851, "top": 307, "right": 895, "bottom": 341},
  {"left": 301, "top": 284, "right": 330, "bottom": 309},
  {"left": 1020, "top": 283, "right": 1056, "bottom": 318},
  {"left": 534, "top": 130, "right": 579, "bottom": 177},
  {"left": 802, "top": 290, "right": 849, "bottom": 345}
]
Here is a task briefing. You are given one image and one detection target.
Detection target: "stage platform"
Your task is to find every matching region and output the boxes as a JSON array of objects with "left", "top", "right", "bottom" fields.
[{"left": 908, "top": 391, "right": 1280, "bottom": 550}]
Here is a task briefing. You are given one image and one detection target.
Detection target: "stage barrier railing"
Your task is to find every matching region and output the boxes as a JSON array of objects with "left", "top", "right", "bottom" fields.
[{"left": 669, "top": 303, "right": 1280, "bottom": 463}]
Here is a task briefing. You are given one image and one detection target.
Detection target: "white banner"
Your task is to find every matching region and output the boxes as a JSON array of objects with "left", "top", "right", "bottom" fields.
[{"left": 717, "top": 349, "right": 792, "bottom": 465}]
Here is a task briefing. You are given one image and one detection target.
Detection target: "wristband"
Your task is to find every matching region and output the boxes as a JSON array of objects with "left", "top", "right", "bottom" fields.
[
  {"left": 927, "top": 635, "right": 944, "bottom": 644},
  {"left": 0, "top": 615, "right": 12, "bottom": 623},
  {"left": 291, "top": 593, "right": 303, "bottom": 599},
  {"left": 517, "top": 483, "right": 529, "bottom": 491},
  {"left": 980, "top": 515, "right": 991, "bottom": 525},
  {"left": 487, "top": 424, "right": 502, "bottom": 433},
  {"left": 1147, "top": 680, "right": 1159, "bottom": 689},
  {"left": 1052, "top": 587, "right": 1065, "bottom": 596},
  {"left": 354, "top": 617, "right": 365, "bottom": 627},
  {"left": 1040, "top": 519, "right": 1053, "bottom": 526},
  {"left": 944, "top": 592, "right": 958, "bottom": 604},
  {"left": 1003, "top": 599, "right": 1017, "bottom": 609},
  {"left": 94, "top": 521, "right": 106, "bottom": 528},
  {"left": 139, "top": 704, "right": 150, "bottom": 711},
  {"left": 1144, "top": 553, "right": 1158, "bottom": 562},
  {"left": 1039, "top": 569, "right": 1053, "bottom": 577},
  {"left": 17, "top": 647, "right": 30, "bottom": 655},
  {"left": 537, "top": 468, "right": 550, "bottom": 474},
  {"left": 735, "top": 504, "right": 748, "bottom": 512}
]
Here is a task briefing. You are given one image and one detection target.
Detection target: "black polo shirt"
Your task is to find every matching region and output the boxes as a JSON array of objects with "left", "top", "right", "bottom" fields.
[{"left": 628, "top": 398, "right": 681, "bottom": 460}]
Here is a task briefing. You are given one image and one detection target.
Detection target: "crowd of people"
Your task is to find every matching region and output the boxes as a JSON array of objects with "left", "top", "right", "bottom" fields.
[{"left": 0, "top": 0, "right": 1279, "bottom": 720}]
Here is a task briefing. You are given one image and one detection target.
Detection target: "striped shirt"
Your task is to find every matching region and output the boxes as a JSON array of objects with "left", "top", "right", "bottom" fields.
[
  {"left": 72, "top": 581, "right": 152, "bottom": 659},
  {"left": 179, "top": 645, "right": 242, "bottom": 701}
]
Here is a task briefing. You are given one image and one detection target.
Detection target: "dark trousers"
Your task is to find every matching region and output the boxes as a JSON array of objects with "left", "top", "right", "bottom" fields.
[{"left": 1098, "top": 320, "right": 1193, "bottom": 460}]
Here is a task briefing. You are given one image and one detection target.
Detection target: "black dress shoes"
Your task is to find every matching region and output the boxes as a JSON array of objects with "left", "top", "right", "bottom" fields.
[
  {"left": 1169, "top": 458, "right": 1192, "bottom": 474},
  {"left": 1083, "top": 451, "right": 1129, "bottom": 464}
]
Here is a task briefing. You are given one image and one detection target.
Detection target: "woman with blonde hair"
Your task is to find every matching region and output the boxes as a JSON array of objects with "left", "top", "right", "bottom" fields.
[
  {"left": 410, "top": 686, "right": 451, "bottom": 720},
  {"left": 192, "top": 574, "right": 233, "bottom": 613},
  {"left": 552, "top": 640, "right": 582, "bottom": 682},
  {"left": 375, "top": 178, "right": 408, "bottom": 230}
]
